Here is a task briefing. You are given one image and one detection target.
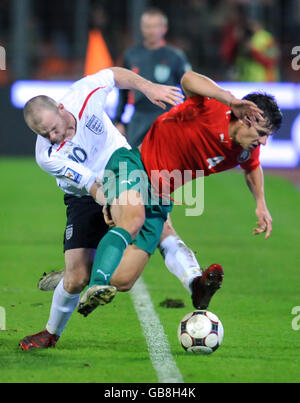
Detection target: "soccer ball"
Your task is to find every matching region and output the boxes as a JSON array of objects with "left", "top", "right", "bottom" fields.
[{"left": 178, "top": 310, "right": 224, "bottom": 354}]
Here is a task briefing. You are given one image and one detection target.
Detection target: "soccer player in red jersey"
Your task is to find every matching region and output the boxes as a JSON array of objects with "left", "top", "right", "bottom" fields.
[
  {"left": 141, "top": 70, "right": 282, "bottom": 237},
  {"left": 140, "top": 70, "right": 281, "bottom": 306}
]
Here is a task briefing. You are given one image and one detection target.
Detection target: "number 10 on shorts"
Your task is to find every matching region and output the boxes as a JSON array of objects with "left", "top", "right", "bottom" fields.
[{"left": 0, "top": 306, "right": 6, "bottom": 330}]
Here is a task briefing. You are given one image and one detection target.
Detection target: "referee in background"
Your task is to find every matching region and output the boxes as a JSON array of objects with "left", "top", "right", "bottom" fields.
[{"left": 114, "top": 7, "right": 191, "bottom": 147}]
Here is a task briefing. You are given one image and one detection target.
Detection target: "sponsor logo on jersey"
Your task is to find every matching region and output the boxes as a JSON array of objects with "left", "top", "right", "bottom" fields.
[
  {"left": 63, "top": 167, "right": 82, "bottom": 184},
  {"left": 237, "top": 150, "right": 251, "bottom": 163},
  {"left": 86, "top": 114, "right": 104, "bottom": 135},
  {"left": 154, "top": 64, "right": 171, "bottom": 83}
]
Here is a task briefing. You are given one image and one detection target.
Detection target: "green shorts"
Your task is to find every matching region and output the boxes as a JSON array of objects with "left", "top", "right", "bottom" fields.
[{"left": 103, "top": 147, "right": 173, "bottom": 254}]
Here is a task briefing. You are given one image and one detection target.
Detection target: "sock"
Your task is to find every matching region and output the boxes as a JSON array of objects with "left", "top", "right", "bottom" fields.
[
  {"left": 89, "top": 227, "right": 132, "bottom": 287},
  {"left": 46, "top": 279, "right": 80, "bottom": 336},
  {"left": 159, "top": 235, "right": 202, "bottom": 293}
]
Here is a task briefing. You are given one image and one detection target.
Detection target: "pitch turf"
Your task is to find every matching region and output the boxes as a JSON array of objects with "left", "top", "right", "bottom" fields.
[{"left": 1, "top": 157, "right": 300, "bottom": 383}]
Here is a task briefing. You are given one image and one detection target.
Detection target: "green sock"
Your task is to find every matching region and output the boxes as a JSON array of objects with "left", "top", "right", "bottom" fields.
[{"left": 89, "top": 227, "right": 132, "bottom": 287}]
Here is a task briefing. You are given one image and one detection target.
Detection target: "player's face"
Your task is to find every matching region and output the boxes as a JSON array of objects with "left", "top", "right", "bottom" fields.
[
  {"left": 140, "top": 14, "right": 167, "bottom": 46},
  {"left": 235, "top": 118, "right": 272, "bottom": 151},
  {"left": 38, "top": 105, "right": 75, "bottom": 144}
]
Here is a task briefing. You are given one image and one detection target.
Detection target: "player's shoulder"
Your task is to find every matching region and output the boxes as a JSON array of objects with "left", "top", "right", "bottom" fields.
[
  {"left": 164, "top": 45, "right": 188, "bottom": 60},
  {"left": 124, "top": 44, "right": 145, "bottom": 58},
  {"left": 72, "top": 69, "right": 114, "bottom": 90},
  {"left": 60, "top": 69, "right": 114, "bottom": 114}
]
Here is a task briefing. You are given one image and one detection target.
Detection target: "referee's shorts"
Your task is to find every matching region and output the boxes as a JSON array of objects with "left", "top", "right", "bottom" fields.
[{"left": 63, "top": 194, "right": 108, "bottom": 252}]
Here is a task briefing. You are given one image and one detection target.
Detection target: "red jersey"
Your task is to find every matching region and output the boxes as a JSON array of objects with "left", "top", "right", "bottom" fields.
[{"left": 141, "top": 95, "right": 260, "bottom": 194}]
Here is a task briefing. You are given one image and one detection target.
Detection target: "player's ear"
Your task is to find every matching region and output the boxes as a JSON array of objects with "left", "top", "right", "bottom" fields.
[{"left": 58, "top": 103, "right": 65, "bottom": 112}]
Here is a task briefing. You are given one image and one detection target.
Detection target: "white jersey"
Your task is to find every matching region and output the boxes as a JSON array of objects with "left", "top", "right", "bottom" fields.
[{"left": 35, "top": 69, "right": 130, "bottom": 197}]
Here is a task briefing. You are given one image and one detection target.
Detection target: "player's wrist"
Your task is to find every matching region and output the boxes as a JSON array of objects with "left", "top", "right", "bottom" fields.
[{"left": 226, "top": 91, "right": 235, "bottom": 108}]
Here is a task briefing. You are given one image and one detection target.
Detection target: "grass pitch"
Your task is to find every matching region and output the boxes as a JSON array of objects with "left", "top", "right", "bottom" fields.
[{"left": 1, "top": 157, "right": 300, "bottom": 383}]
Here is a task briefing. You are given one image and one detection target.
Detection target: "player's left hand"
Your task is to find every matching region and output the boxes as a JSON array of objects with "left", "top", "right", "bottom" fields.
[
  {"left": 230, "top": 98, "right": 265, "bottom": 125},
  {"left": 144, "top": 84, "right": 185, "bottom": 109},
  {"left": 253, "top": 206, "right": 272, "bottom": 239}
]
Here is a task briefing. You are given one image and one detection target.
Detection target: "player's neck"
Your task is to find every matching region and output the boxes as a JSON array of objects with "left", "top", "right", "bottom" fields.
[{"left": 228, "top": 121, "right": 238, "bottom": 143}]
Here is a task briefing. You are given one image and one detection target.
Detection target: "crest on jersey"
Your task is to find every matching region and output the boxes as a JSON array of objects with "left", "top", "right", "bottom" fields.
[
  {"left": 86, "top": 114, "right": 104, "bottom": 135},
  {"left": 237, "top": 150, "right": 251, "bottom": 163},
  {"left": 154, "top": 65, "right": 171, "bottom": 83},
  {"left": 65, "top": 225, "right": 73, "bottom": 240}
]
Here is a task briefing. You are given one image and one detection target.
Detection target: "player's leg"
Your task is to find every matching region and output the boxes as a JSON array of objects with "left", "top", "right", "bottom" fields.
[
  {"left": 19, "top": 247, "right": 94, "bottom": 350},
  {"left": 78, "top": 243, "right": 150, "bottom": 317},
  {"left": 77, "top": 190, "right": 146, "bottom": 317},
  {"left": 159, "top": 215, "right": 202, "bottom": 292},
  {"left": 78, "top": 206, "right": 165, "bottom": 317},
  {"left": 45, "top": 248, "right": 94, "bottom": 336},
  {"left": 159, "top": 215, "right": 224, "bottom": 309},
  {"left": 81, "top": 148, "right": 148, "bottom": 299},
  {"left": 110, "top": 244, "right": 150, "bottom": 291},
  {"left": 87, "top": 190, "right": 145, "bottom": 288},
  {"left": 19, "top": 196, "right": 108, "bottom": 350}
]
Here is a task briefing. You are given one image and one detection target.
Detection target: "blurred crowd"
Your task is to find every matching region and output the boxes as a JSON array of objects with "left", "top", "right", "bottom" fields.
[{"left": 0, "top": 0, "right": 300, "bottom": 85}]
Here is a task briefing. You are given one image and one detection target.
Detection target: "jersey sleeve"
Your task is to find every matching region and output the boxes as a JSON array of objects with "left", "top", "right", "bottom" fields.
[
  {"left": 73, "top": 68, "right": 115, "bottom": 95},
  {"left": 240, "top": 146, "right": 261, "bottom": 171},
  {"left": 36, "top": 142, "right": 96, "bottom": 195},
  {"left": 65, "top": 69, "right": 115, "bottom": 116}
]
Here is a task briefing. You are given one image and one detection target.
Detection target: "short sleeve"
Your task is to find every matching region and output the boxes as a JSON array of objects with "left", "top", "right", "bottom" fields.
[
  {"left": 240, "top": 146, "right": 261, "bottom": 171},
  {"left": 36, "top": 139, "right": 96, "bottom": 195}
]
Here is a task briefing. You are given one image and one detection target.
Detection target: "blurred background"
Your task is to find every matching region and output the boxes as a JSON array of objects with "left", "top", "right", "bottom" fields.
[{"left": 0, "top": 0, "right": 300, "bottom": 174}]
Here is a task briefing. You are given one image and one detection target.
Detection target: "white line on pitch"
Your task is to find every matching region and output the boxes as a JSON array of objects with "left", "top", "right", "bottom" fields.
[{"left": 130, "top": 277, "right": 184, "bottom": 383}]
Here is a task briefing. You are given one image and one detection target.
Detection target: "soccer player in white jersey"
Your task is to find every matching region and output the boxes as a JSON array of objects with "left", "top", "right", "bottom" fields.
[{"left": 19, "top": 67, "right": 216, "bottom": 350}]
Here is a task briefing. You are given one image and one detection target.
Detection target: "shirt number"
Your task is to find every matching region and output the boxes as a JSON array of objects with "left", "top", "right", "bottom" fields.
[{"left": 67, "top": 146, "right": 87, "bottom": 164}]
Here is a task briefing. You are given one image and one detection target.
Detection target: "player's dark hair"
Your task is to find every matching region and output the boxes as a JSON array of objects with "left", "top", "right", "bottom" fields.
[{"left": 243, "top": 92, "right": 282, "bottom": 132}]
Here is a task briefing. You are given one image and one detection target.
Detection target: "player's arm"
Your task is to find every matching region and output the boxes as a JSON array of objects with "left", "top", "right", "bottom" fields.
[
  {"left": 180, "top": 71, "right": 264, "bottom": 124},
  {"left": 244, "top": 165, "right": 272, "bottom": 239},
  {"left": 89, "top": 180, "right": 107, "bottom": 206},
  {"left": 113, "top": 54, "right": 130, "bottom": 134},
  {"left": 110, "top": 67, "right": 184, "bottom": 110}
]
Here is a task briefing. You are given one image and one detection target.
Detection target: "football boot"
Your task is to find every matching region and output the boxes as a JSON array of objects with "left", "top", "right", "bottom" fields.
[
  {"left": 78, "top": 285, "right": 117, "bottom": 317},
  {"left": 38, "top": 270, "right": 64, "bottom": 291},
  {"left": 19, "top": 329, "right": 59, "bottom": 350},
  {"left": 191, "top": 263, "right": 224, "bottom": 309}
]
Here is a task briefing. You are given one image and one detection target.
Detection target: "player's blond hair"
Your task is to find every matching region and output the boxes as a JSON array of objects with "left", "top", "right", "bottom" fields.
[
  {"left": 24, "top": 95, "right": 58, "bottom": 132},
  {"left": 142, "top": 7, "right": 168, "bottom": 26}
]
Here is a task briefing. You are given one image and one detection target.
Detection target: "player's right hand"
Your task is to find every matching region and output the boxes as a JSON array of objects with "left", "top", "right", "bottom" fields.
[
  {"left": 103, "top": 205, "right": 115, "bottom": 228},
  {"left": 144, "top": 84, "right": 185, "bottom": 110}
]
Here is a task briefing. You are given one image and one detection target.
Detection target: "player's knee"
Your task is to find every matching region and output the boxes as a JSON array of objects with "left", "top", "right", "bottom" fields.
[
  {"left": 160, "top": 219, "right": 177, "bottom": 242},
  {"left": 111, "top": 275, "right": 135, "bottom": 292},
  {"left": 64, "top": 268, "right": 90, "bottom": 293}
]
